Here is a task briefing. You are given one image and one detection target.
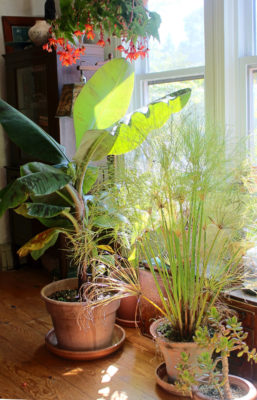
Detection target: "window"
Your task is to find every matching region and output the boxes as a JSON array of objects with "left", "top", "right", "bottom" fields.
[
  {"left": 148, "top": 0, "right": 204, "bottom": 72},
  {"left": 134, "top": 0, "right": 205, "bottom": 120},
  {"left": 133, "top": 0, "right": 257, "bottom": 161}
]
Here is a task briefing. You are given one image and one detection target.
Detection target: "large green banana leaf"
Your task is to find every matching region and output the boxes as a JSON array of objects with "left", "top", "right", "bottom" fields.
[
  {"left": 0, "top": 171, "right": 71, "bottom": 216},
  {"left": 0, "top": 99, "right": 70, "bottom": 164},
  {"left": 73, "top": 58, "right": 134, "bottom": 147},
  {"left": 109, "top": 88, "right": 191, "bottom": 155},
  {"left": 83, "top": 166, "right": 99, "bottom": 194},
  {"left": 73, "top": 129, "right": 115, "bottom": 173}
]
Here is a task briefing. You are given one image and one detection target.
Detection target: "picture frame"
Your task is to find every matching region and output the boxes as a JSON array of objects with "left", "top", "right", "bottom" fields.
[{"left": 1, "top": 16, "right": 44, "bottom": 53}]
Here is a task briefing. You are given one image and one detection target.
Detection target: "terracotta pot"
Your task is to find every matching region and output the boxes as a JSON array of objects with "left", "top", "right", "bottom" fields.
[
  {"left": 192, "top": 375, "right": 257, "bottom": 400},
  {"left": 139, "top": 268, "right": 166, "bottom": 336},
  {"left": 150, "top": 318, "right": 205, "bottom": 382},
  {"left": 41, "top": 278, "right": 120, "bottom": 351},
  {"left": 117, "top": 295, "right": 139, "bottom": 321},
  {"left": 111, "top": 267, "right": 140, "bottom": 326},
  {"left": 28, "top": 20, "right": 51, "bottom": 46}
]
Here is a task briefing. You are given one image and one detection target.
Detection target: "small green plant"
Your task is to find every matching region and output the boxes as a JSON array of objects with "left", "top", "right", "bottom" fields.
[{"left": 176, "top": 307, "right": 257, "bottom": 399}]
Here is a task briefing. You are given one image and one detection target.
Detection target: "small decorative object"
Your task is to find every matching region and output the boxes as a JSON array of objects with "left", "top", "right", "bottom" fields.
[
  {"left": 28, "top": 20, "right": 51, "bottom": 46},
  {"left": 42, "top": 0, "right": 161, "bottom": 66},
  {"left": 45, "top": 0, "right": 56, "bottom": 21}
]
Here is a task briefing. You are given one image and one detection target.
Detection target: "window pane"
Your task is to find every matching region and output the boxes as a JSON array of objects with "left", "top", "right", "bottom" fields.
[
  {"left": 148, "top": 78, "right": 205, "bottom": 118},
  {"left": 148, "top": 0, "right": 204, "bottom": 72}
]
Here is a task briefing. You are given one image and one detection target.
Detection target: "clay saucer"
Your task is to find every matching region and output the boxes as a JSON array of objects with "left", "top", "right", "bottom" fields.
[
  {"left": 116, "top": 316, "right": 141, "bottom": 328},
  {"left": 155, "top": 362, "right": 190, "bottom": 397},
  {"left": 45, "top": 324, "right": 126, "bottom": 360}
]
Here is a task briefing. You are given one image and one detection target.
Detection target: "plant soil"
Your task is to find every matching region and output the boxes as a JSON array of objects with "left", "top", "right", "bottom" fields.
[
  {"left": 156, "top": 321, "right": 194, "bottom": 342},
  {"left": 49, "top": 289, "right": 80, "bottom": 302},
  {"left": 48, "top": 289, "right": 115, "bottom": 302},
  {"left": 198, "top": 383, "right": 247, "bottom": 399}
]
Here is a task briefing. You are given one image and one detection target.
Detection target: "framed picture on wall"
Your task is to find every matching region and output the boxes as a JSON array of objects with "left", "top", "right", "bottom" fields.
[{"left": 1, "top": 16, "right": 43, "bottom": 53}]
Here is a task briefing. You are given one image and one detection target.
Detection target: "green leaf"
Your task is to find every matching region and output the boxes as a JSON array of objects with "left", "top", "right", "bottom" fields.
[
  {"left": 17, "top": 228, "right": 62, "bottom": 259},
  {"left": 0, "top": 172, "right": 71, "bottom": 217},
  {"left": 83, "top": 166, "right": 99, "bottom": 194},
  {"left": 93, "top": 215, "right": 116, "bottom": 229},
  {"left": 74, "top": 130, "right": 115, "bottom": 168},
  {"left": 0, "top": 99, "right": 70, "bottom": 164},
  {"left": 109, "top": 89, "right": 191, "bottom": 155},
  {"left": 73, "top": 58, "right": 134, "bottom": 147},
  {"left": 38, "top": 216, "right": 73, "bottom": 229},
  {"left": 0, "top": 182, "right": 28, "bottom": 217},
  {"left": 20, "top": 162, "right": 66, "bottom": 176},
  {"left": 15, "top": 203, "right": 70, "bottom": 218}
]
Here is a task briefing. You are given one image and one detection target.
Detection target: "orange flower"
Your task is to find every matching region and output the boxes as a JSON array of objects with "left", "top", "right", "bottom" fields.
[
  {"left": 97, "top": 39, "right": 105, "bottom": 47},
  {"left": 85, "top": 24, "right": 93, "bottom": 31},
  {"left": 74, "top": 30, "right": 84, "bottom": 37},
  {"left": 117, "top": 44, "right": 125, "bottom": 52},
  {"left": 86, "top": 30, "right": 95, "bottom": 40}
]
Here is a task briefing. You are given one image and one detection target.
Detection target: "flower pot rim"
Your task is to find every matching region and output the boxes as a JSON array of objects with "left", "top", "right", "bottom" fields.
[
  {"left": 192, "top": 374, "right": 257, "bottom": 400},
  {"left": 41, "top": 277, "right": 121, "bottom": 307},
  {"left": 149, "top": 318, "right": 198, "bottom": 346}
]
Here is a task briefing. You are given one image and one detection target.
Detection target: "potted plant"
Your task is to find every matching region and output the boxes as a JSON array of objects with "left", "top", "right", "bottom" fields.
[
  {"left": 176, "top": 307, "right": 257, "bottom": 400},
  {"left": 0, "top": 58, "right": 191, "bottom": 352},
  {"left": 43, "top": 0, "right": 161, "bottom": 65},
  {"left": 96, "top": 119, "right": 256, "bottom": 388}
]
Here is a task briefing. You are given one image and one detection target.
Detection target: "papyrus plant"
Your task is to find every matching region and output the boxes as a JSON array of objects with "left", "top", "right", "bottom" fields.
[{"left": 105, "top": 118, "right": 257, "bottom": 341}]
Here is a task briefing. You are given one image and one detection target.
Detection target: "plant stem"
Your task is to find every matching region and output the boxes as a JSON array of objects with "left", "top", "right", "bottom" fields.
[
  {"left": 56, "top": 190, "right": 74, "bottom": 206},
  {"left": 65, "top": 184, "right": 84, "bottom": 223},
  {"left": 221, "top": 354, "right": 232, "bottom": 400},
  {"left": 61, "top": 211, "right": 80, "bottom": 234}
]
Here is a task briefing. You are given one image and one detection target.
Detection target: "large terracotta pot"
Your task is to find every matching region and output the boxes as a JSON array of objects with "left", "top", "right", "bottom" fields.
[
  {"left": 192, "top": 375, "right": 257, "bottom": 400},
  {"left": 41, "top": 278, "right": 120, "bottom": 351},
  {"left": 139, "top": 268, "right": 166, "bottom": 336},
  {"left": 150, "top": 318, "right": 205, "bottom": 383}
]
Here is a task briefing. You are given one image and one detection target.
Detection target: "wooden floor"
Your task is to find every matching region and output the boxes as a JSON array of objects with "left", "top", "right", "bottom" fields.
[{"left": 0, "top": 265, "right": 186, "bottom": 400}]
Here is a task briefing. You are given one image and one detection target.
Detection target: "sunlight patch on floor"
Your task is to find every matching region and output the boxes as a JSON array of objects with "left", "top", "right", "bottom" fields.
[
  {"left": 62, "top": 367, "right": 83, "bottom": 376},
  {"left": 110, "top": 391, "right": 128, "bottom": 400},
  {"left": 98, "top": 386, "right": 110, "bottom": 397},
  {"left": 101, "top": 365, "right": 119, "bottom": 383}
]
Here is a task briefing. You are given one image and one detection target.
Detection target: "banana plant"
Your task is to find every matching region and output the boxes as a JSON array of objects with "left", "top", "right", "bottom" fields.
[{"left": 0, "top": 57, "right": 191, "bottom": 285}]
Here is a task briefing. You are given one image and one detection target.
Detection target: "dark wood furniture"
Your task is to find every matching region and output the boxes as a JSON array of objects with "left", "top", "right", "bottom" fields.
[
  {"left": 226, "top": 289, "right": 257, "bottom": 381},
  {"left": 3, "top": 45, "right": 104, "bottom": 269},
  {"left": 4, "top": 45, "right": 104, "bottom": 163}
]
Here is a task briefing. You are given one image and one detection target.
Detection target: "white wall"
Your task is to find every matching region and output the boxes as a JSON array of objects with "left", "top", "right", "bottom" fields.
[{"left": 0, "top": 0, "right": 45, "bottom": 245}]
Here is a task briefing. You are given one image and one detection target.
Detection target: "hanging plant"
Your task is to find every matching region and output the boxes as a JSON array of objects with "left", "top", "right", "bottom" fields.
[{"left": 43, "top": 0, "right": 161, "bottom": 66}]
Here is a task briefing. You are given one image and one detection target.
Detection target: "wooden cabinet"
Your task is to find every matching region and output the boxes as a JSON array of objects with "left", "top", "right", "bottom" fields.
[
  {"left": 4, "top": 45, "right": 104, "bottom": 164},
  {"left": 226, "top": 290, "right": 257, "bottom": 381},
  {"left": 3, "top": 45, "right": 104, "bottom": 268}
]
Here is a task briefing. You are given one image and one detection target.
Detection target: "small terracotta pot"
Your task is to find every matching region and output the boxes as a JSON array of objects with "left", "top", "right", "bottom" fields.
[
  {"left": 117, "top": 295, "right": 139, "bottom": 321},
  {"left": 139, "top": 268, "right": 166, "bottom": 336},
  {"left": 192, "top": 375, "right": 257, "bottom": 400},
  {"left": 41, "top": 278, "right": 120, "bottom": 351},
  {"left": 150, "top": 318, "right": 205, "bottom": 382}
]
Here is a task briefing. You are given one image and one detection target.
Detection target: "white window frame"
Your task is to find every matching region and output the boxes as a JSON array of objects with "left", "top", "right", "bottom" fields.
[{"left": 133, "top": 0, "right": 257, "bottom": 159}]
